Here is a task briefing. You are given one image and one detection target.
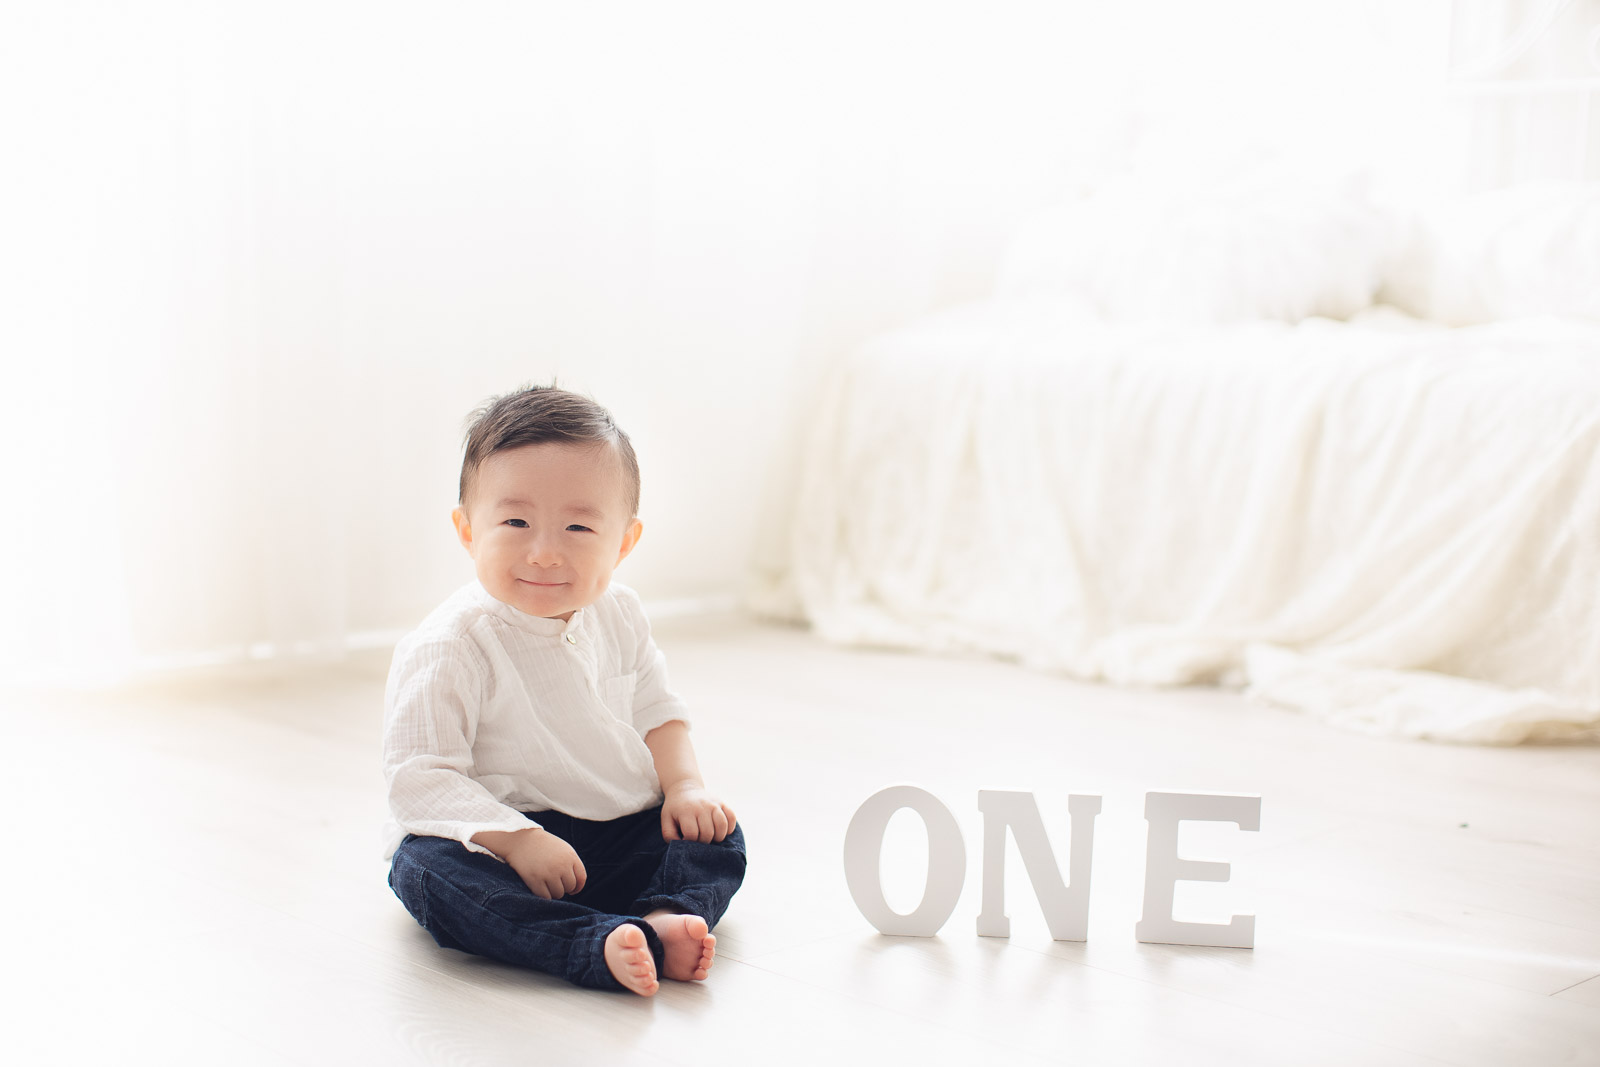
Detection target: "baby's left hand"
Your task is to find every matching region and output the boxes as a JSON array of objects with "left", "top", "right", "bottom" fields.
[{"left": 660, "top": 782, "right": 737, "bottom": 843}]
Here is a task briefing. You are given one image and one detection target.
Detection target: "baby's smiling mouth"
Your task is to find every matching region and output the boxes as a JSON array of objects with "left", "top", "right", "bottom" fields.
[{"left": 518, "top": 579, "right": 567, "bottom": 586}]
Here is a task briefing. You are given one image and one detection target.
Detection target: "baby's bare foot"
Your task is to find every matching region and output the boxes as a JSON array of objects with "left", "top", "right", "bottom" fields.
[
  {"left": 604, "top": 922, "right": 659, "bottom": 996},
  {"left": 643, "top": 911, "right": 716, "bottom": 982}
]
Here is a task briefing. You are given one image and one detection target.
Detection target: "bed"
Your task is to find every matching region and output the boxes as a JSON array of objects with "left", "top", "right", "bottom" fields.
[{"left": 761, "top": 171, "right": 1600, "bottom": 744}]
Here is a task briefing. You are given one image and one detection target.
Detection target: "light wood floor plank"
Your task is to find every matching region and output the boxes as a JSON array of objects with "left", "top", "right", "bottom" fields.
[
  {"left": 1554, "top": 975, "right": 1600, "bottom": 1008},
  {"left": 4, "top": 613, "right": 1598, "bottom": 1066}
]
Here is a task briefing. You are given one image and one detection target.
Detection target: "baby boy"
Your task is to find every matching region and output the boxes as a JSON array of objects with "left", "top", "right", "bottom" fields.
[{"left": 382, "top": 385, "right": 745, "bottom": 996}]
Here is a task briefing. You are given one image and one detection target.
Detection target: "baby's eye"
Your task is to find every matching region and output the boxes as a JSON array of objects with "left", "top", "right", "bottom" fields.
[
  {"left": 504, "top": 519, "right": 529, "bottom": 528},
  {"left": 567, "top": 525, "right": 592, "bottom": 533}
]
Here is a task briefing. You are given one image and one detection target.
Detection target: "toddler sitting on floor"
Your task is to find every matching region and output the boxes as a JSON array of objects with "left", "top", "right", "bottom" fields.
[{"left": 382, "top": 384, "right": 745, "bottom": 996}]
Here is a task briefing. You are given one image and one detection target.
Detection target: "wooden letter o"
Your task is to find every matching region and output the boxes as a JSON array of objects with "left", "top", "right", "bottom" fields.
[{"left": 843, "top": 785, "right": 966, "bottom": 936}]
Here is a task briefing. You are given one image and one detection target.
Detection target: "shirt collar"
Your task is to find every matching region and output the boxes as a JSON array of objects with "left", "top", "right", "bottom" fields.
[{"left": 468, "top": 580, "right": 583, "bottom": 638}]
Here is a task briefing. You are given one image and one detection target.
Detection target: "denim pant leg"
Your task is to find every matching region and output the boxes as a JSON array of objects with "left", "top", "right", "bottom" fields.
[
  {"left": 387, "top": 831, "right": 666, "bottom": 993},
  {"left": 574, "top": 806, "right": 748, "bottom": 928},
  {"left": 641, "top": 833, "right": 747, "bottom": 927}
]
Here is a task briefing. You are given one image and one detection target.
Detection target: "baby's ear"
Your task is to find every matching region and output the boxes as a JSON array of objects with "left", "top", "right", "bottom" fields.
[
  {"left": 451, "top": 506, "right": 475, "bottom": 552},
  {"left": 616, "top": 518, "right": 644, "bottom": 563}
]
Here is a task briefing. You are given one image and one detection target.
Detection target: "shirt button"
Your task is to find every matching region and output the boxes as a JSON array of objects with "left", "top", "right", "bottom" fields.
[{"left": 564, "top": 633, "right": 576, "bottom": 645}]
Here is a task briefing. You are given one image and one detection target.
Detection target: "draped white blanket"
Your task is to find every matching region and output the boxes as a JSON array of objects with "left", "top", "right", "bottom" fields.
[{"left": 784, "top": 299, "right": 1600, "bottom": 744}]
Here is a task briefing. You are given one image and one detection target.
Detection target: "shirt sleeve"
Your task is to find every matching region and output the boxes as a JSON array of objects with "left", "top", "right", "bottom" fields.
[
  {"left": 382, "top": 633, "right": 542, "bottom": 858},
  {"left": 621, "top": 590, "right": 693, "bottom": 737}
]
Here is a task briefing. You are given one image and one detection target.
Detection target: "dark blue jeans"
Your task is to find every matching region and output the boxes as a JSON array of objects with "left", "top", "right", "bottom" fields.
[{"left": 388, "top": 806, "right": 747, "bottom": 992}]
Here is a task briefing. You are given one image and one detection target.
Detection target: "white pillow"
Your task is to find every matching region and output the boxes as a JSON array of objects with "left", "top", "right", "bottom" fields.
[
  {"left": 1379, "top": 182, "right": 1600, "bottom": 325},
  {"left": 996, "top": 165, "right": 1393, "bottom": 325}
]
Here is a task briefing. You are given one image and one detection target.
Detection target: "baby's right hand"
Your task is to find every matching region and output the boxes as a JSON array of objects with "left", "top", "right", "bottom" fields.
[{"left": 504, "top": 827, "right": 587, "bottom": 900}]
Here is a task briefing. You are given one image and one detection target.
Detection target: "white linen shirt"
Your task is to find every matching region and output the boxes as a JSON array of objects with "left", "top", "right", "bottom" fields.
[{"left": 380, "top": 579, "right": 691, "bottom": 862}]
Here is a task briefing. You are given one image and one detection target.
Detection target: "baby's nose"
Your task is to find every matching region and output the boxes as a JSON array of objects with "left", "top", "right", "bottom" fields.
[{"left": 525, "top": 538, "right": 562, "bottom": 565}]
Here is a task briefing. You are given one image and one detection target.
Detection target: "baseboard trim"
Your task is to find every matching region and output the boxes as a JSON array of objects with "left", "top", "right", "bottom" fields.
[{"left": 105, "top": 594, "right": 748, "bottom": 683}]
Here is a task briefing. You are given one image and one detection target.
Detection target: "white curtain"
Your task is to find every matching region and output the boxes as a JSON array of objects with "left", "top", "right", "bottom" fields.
[
  {"left": 1446, "top": 0, "right": 1600, "bottom": 189},
  {"left": 0, "top": 1, "right": 1450, "bottom": 685}
]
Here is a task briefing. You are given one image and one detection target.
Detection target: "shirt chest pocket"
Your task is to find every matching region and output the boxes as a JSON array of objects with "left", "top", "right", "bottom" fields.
[{"left": 598, "top": 671, "right": 638, "bottom": 724}]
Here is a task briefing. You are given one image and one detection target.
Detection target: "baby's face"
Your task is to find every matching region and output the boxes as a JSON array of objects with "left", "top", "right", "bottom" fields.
[{"left": 452, "top": 442, "right": 642, "bottom": 621}]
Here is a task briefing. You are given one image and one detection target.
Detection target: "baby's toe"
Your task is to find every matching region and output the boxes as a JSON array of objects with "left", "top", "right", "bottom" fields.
[{"left": 605, "top": 923, "right": 660, "bottom": 996}]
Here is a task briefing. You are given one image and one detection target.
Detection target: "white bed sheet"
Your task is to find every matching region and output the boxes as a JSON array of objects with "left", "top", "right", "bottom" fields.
[{"left": 782, "top": 298, "right": 1600, "bottom": 744}]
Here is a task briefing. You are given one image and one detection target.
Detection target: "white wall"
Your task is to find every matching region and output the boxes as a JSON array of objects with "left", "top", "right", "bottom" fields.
[{"left": 1, "top": 1, "right": 1464, "bottom": 677}]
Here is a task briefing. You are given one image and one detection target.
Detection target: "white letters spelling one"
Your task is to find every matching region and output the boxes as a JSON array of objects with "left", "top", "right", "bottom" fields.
[{"left": 843, "top": 786, "right": 1261, "bottom": 949}]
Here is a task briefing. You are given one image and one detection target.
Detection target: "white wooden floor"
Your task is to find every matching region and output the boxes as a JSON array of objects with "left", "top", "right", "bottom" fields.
[{"left": 6, "top": 613, "right": 1598, "bottom": 1066}]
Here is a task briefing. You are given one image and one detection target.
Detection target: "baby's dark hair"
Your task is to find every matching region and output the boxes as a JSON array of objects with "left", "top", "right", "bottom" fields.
[{"left": 458, "top": 383, "right": 641, "bottom": 518}]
